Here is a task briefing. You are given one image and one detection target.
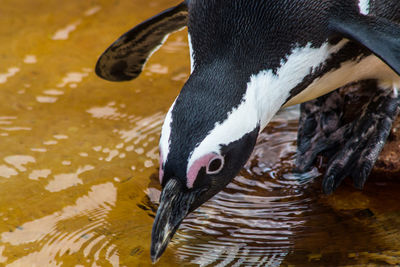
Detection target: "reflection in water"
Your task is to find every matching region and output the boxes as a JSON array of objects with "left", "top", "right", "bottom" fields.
[
  {"left": 43, "top": 140, "right": 58, "bottom": 145},
  {"left": 84, "top": 6, "right": 102, "bottom": 17},
  {"left": 43, "top": 89, "right": 64, "bottom": 96},
  {"left": 30, "top": 148, "right": 47, "bottom": 153},
  {"left": 36, "top": 96, "right": 58, "bottom": 103},
  {"left": 162, "top": 36, "right": 188, "bottom": 53},
  {"left": 147, "top": 64, "right": 169, "bottom": 75},
  {"left": 0, "top": 165, "right": 18, "bottom": 179},
  {"left": 0, "top": 68, "right": 20, "bottom": 84},
  {"left": 51, "top": 5, "right": 101, "bottom": 41},
  {"left": 0, "top": 246, "right": 6, "bottom": 263},
  {"left": 45, "top": 165, "right": 95, "bottom": 192},
  {"left": 87, "top": 102, "right": 123, "bottom": 120},
  {"left": 0, "top": 126, "right": 31, "bottom": 132},
  {"left": 1, "top": 183, "right": 117, "bottom": 266},
  {"left": 0, "top": 117, "right": 16, "bottom": 125},
  {"left": 4, "top": 155, "right": 36, "bottom": 172},
  {"left": 53, "top": 134, "right": 68, "bottom": 140},
  {"left": 52, "top": 20, "right": 82, "bottom": 40},
  {"left": 23, "top": 55, "right": 37, "bottom": 64},
  {"left": 57, "top": 69, "right": 91, "bottom": 88},
  {"left": 29, "top": 169, "right": 52, "bottom": 180},
  {"left": 174, "top": 168, "right": 317, "bottom": 266},
  {"left": 0, "top": 0, "right": 182, "bottom": 266}
]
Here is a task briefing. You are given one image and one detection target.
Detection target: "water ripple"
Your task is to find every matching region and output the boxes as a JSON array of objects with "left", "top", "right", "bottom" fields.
[{"left": 1, "top": 183, "right": 117, "bottom": 266}]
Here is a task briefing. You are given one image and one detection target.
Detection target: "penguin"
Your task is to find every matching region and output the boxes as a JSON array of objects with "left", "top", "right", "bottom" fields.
[{"left": 95, "top": 0, "right": 400, "bottom": 262}]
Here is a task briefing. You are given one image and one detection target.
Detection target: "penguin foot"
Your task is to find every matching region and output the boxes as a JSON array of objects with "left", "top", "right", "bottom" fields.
[
  {"left": 296, "top": 81, "right": 400, "bottom": 194},
  {"left": 296, "top": 90, "right": 345, "bottom": 172}
]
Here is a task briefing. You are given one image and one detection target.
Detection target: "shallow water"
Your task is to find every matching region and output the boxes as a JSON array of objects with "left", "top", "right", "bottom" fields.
[{"left": 1, "top": 0, "right": 400, "bottom": 266}]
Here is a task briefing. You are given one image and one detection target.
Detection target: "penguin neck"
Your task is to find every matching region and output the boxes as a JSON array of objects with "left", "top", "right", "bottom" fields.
[
  {"left": 186, "top": 39, "right": 350, "bottom": 134},
  {"left": 165, "top": 62, "right": 254, "bottom": 177},
  {"left": 246, "top": 39, "right": 350, "bottom": 130}
]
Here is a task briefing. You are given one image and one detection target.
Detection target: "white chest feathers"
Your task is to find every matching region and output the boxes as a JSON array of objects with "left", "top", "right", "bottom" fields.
[{"left": 285, "top": 54, "right": 400, "bottom": 107}]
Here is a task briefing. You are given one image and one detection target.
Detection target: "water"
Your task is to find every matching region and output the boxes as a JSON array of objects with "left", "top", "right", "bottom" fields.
[{"left": 0, "top": 0, "right": 399, "bottom": 266}]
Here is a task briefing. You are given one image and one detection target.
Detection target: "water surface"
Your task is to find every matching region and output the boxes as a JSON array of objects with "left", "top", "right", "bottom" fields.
[{"left": 0, "top": 0, "right": 399, "bottom": 266}]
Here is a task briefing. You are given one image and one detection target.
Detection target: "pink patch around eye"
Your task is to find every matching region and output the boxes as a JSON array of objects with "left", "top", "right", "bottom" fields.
[
  {"left": 187, "top": 153, "right": 218, "bottom": 189},
  {"left": 159, "top": 153, "right": 164, "bottom": 184}
]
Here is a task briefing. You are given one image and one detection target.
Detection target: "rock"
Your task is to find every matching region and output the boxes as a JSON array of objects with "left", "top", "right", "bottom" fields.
[{"left": 373, "top": 117, "right": 400, "bottom": 178}]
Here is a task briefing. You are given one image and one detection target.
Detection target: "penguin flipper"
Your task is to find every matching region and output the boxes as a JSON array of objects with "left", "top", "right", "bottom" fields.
[
  {"left": 330, "top": 15, "right": 400, "bottom": 75},
  {"left": 95, "top": 2, "right": 188, "bottom": 82}
]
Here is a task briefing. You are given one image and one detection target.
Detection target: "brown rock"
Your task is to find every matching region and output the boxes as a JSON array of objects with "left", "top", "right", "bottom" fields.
[{"left": 373, "top": 118, "right": 400, "bottom": 178}]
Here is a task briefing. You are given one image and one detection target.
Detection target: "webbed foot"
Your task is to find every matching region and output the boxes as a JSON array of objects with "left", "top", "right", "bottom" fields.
[
  {"left": 296, "top": 90, "right": 345, "bottom": 172},
  {"left": 296, "top": 81, "right": 400, "bottom": 194}
]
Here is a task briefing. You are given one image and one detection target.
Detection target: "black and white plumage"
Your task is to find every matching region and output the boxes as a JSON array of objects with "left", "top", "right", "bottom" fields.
[{"left": 95, "top": 0, "right": 400, "bottom": 262}]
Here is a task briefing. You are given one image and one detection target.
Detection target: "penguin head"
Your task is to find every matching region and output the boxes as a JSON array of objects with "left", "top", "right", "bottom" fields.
[{"left": 152, "top": 61, "right": 261, "bottom": 261}]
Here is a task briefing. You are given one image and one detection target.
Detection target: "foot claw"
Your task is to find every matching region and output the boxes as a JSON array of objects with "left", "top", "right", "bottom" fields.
[
  {"left": 322, "top": 175, "right": 335, "bottom": 194},
  {"left": 352, "top": 161, "right": 372, "bottom": 190}
]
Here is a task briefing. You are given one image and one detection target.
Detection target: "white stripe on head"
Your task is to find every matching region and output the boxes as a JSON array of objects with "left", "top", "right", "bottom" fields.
[
  {"left": 358, "top": 0, "right": 370, "bottom": 15},
  {"left": 159, "top": 33, "right": 195, "bottom": 168},
  {"left": 159, "top": 99, "right": 177, "bottom": 165},
  {"left": 186, "top": 86, "right": 259, "bottom": 175},
  {"left": 188, "top": 34, "right": 195, "bottom": 73},
  {"left": 187, "top": 40, "right": 348, "bottom": 175}
]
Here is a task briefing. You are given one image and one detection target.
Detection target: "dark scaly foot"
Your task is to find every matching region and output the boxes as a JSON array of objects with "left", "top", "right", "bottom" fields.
[
  {"left": 296, "top": 81, "right": 400, "bottom": 194},
  {"left": 323, "top": 84, "right": 400, "bottom": 193},
  {"left": 296, "top": 90, "right": 345, "bottom": 172}
]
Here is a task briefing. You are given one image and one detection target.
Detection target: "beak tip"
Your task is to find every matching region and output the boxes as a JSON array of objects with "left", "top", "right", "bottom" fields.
[
  {"left": 151, "top": 255, "right": 159, "bottom": 264},
  {"left": 150, "top": 245, "right": 163, "bottom": 264},
  {"left": 150, "top": 179, "right": 200, "bottom": 264}
]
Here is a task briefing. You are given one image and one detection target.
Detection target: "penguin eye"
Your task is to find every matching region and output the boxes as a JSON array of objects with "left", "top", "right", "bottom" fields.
[
  {"left": 206, "top": 155, "right": 224, "bottom": 174},
  {"left": 187, "top": 153, "right": 225, "bottom": 188}
]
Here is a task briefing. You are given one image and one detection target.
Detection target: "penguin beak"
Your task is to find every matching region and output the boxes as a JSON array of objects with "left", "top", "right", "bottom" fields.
[{"left": 150, "top": 178, "right": 204, "bottom": 263}]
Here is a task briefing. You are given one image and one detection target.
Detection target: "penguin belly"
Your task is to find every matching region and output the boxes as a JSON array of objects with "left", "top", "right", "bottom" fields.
[{"left": 284, "top": 54, "right": 400, "bottom": 107}]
